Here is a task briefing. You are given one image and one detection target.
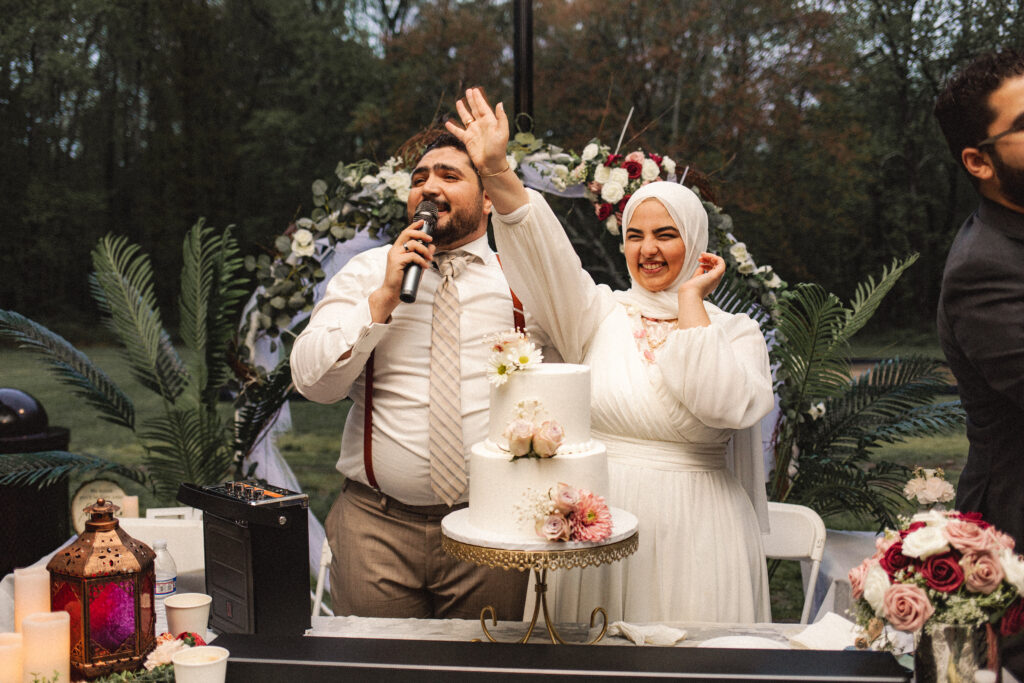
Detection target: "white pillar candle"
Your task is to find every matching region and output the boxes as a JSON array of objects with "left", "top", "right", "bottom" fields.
[
  {"left": 0, "top": 633, "right": 23, "bottom": 683},
  {"left": 21, "top": 612, "right": 69, "bottom": 683},
  {"left": 120, "top": 495, "right": 140, "bottom": 518},
  {"left": 12, "top": 567, "right": 49, "bottom": 633}
]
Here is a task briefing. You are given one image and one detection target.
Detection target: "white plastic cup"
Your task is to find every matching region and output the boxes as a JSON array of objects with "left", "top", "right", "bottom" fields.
[
  {"left": 172, "top": 645, "right": 229, "bottom": 683},
  {"left": 164, "top": 593, "right": 212, "bottom": 637}
]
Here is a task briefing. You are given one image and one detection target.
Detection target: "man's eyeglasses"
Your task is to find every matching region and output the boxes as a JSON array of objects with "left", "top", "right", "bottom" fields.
[{"left": 977, "top": 120, "right": 1024, "bottom": 148}]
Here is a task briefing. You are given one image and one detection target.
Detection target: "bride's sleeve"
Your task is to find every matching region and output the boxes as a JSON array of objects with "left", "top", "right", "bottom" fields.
[
  {"left": 658, "top": 310, "right": 774, "bottom": 430},
  {"left": 492, "top": 189, "right": 615, "bottom": 363}
]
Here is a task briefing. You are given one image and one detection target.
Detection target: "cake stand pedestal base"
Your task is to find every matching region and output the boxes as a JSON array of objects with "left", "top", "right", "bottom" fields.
[
  {"left": 478, "top": 567, "right": 608, "bottom": 645},
  {"left": 440, "top": 509, "right": 639, "bottom": 646}
]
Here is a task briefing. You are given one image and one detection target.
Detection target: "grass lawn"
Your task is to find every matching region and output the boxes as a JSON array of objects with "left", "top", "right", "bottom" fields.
[{"left": 1, "top": 337, "right": 968, "bottom": 623}]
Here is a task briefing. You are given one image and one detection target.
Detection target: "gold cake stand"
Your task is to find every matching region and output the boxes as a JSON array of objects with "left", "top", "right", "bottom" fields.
[{"left": 441, "top": 508, "right": 639, "bottom": 645}]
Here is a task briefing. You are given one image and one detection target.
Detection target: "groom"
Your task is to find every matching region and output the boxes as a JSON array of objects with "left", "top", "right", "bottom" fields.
[
  {"left": 290, "top": 106, "right": 549, "bottom": 618},
  {"left": 934, "top": 48, "right": 1024, "bottom": 677}
]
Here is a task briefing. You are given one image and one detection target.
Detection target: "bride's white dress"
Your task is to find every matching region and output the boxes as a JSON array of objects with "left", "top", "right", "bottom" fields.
[{"left": 494, "top": 190, "right": 774, "bottom": 623}]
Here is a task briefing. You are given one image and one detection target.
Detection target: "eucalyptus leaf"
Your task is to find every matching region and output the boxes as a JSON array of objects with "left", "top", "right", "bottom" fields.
[{"left": 274, "top": 235, "right": 292, "bottom": 253}]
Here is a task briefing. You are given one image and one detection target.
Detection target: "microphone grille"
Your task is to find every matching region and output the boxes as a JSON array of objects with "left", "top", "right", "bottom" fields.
[{"left": 415, "top": 200, "right": 438, "bottom": 219}]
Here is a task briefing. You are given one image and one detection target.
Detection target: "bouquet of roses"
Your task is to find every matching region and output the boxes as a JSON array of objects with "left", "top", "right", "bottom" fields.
[
  {"left": 849, "top": 508, "right": 1024, "bottom": 647},
  {"left": 903, "top": 466, "right": 956, "bottom": 508},
  {"left": 517, "top": 483, "right": 613, "bottom": 543}
]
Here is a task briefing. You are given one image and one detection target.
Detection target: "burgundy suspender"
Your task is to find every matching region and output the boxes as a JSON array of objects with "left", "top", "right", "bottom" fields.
[
  {"left": 361, "top": 263, "right": 525, "bottom": 491},
  {"left": 363, "top": 351, "right": 379, "bottom": 489}
]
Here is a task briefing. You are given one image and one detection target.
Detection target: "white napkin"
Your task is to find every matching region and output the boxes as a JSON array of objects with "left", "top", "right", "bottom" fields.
[
  {"left": 606, "top": 621, "right": 687, "bottom": 646},
  {"left": 789, "top": 612, "right": 859, "bottom": 650}
]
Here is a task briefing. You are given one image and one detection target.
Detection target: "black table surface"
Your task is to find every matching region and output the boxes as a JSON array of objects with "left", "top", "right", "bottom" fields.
[{"left": 215, "top": 632, "right": 912, "bottom": 682}]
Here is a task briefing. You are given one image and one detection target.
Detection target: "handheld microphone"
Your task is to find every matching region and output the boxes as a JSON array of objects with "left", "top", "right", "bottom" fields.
[{"left": 399, "top": 200, "right": 439, "bottom": 303}]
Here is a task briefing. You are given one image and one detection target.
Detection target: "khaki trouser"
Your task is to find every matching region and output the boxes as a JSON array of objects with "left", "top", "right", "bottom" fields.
[{"left": 327, "top": 479, "right": 528, "bottom": 619}]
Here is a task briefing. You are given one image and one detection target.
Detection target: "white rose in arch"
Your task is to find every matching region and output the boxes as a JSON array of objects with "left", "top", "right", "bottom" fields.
[
  {"left": 600, "top": 180, "right": 625, "bottom": 204},
  {"left": 729, "top": 242, "right": 749, "bottom": 261},
  {"left": 641, "top": 158, "right": 661, "bottom": 181},
  {"left": 386, "top": 171, "right": 411, "bottom": 191},
  {"left": 661, "top": 156, "right": 676, "bottom": 175},
  {"left": 605, "top": 215, "right": 619, "bottom": 235},
  {"left": 291, "top": 228, "right": 316, "bottom": 258},
  {"left": 581, "top": 143, "right": 600, "bottom": 161},
  {"left": 737, "top": 259, "right": 756, "bottom": 275},
  {"left": 609, "top": 167, "right": 629, "bottom": 187},
  {"left": 594, "top": 165, "right": 611, "bottom": 184}
]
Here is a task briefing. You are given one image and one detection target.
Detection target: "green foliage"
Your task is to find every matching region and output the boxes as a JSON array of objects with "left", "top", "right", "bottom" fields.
[
  {"left": 0, "top": 223, "right": 291, "bottom": 502},
  {"left": 89, "top": 236, "right": 188, "bottom": 403},
  {"left": 769, "top": 255, "right": 966, "bottom": 527},
  {"left": 0, "top": 451, "right": 149, "bottom": 489},
  {"left": 0, "top": 310, "right": 135, "bottom": 430}
]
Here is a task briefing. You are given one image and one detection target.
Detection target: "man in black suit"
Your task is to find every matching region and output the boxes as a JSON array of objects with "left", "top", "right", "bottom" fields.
[{"left": 935, "top": 49, "right": 1024, "bottom": 676}]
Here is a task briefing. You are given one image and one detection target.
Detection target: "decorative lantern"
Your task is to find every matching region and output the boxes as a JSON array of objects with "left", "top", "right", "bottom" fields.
[{"left": 47, "top": 498, "right": 156, "bottom": 679}]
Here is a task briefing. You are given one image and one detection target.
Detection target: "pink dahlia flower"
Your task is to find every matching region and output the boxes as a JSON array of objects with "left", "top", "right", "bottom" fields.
[{"left": 570, "top": 491, "right": 613, "bottom": 542}]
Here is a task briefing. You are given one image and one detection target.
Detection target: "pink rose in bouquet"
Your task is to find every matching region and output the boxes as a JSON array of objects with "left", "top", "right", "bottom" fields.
[
  {"left": 533, "top": 420, "right": 564, "bottom": 458},
  {"left": 882, "top": 583, "right": 934, "bottom": 631},
  {"left": 962, "top": 551, "right": 1005, "bottom": 594}
]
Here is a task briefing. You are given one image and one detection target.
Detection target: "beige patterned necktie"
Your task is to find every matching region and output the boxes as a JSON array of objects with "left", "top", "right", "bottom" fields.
[{"left": 429, "top": 251, "right": 474, "bottom": 505}]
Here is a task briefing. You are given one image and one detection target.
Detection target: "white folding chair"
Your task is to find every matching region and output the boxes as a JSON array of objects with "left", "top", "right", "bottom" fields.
[
  {"left": 311, "top": 537, "right": 334, "bottom": 617},
  {"left": 761, "top": 501, "right": 827, "bottom": 624}
]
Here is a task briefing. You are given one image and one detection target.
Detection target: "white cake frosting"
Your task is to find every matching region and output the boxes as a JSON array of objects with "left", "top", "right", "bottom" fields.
[{"left": 468, "top": 363, "right": 609, "bottom": 542}]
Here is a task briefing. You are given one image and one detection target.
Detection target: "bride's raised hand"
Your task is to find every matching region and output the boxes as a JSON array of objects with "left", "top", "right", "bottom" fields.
[
  {"left": 445, "top": 87, "right": 510, "bottom": 177},
  {"left": 678, "top": 253, "right": 725, "bottom": 302}
]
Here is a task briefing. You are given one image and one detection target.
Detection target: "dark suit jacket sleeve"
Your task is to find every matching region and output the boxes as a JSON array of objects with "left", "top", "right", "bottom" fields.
[{"left": 944, "top": 259, "right": 1024, "bottom": 411}]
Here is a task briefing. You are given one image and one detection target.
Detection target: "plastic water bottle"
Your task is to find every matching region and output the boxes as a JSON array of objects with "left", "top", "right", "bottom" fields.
[{"left": 153, "top": 540, "right": 177, "bottom": 635}]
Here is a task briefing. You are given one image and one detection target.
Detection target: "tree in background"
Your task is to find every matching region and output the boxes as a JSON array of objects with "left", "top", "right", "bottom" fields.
[{"left": 3, "top": 0, "right": 1023, "bottom": 338}]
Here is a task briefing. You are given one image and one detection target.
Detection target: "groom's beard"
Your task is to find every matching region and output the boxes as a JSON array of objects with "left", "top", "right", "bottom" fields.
[
  {"left": 990, "top": 146, "right": 1024, "bottom": 210},
  {"left": 432, "top": 195, "right": 485, "bottom": 249}
]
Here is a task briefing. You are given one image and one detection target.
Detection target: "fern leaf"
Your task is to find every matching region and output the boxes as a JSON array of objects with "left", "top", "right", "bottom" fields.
[
  {"left": 0, "top": 451, "right": 150, "bottom": 489},
  {"left": 709, "top": 272, "right": 770, "bottom": 325},
  {"left": 90, "top": 234, "right": 189, "bottom": 402},
  {"left": 0, "top": 309, "right": 135, "bottom": 429}
]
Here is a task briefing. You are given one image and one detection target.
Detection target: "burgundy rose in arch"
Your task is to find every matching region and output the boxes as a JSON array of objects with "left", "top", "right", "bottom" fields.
[
  {"left": 623, "top": 160, "right": 642, "bottom": 179},
  {"left": 596, "top": 203, "right": 613, "bottom": 221}
]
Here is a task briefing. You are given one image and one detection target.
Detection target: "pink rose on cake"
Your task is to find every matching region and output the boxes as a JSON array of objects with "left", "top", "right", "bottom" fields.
[
  {"left": 537, "top": 514, "right": 572, "bottom": 541},
  {"left": 504, "top": 419, "right": 536, "bottom": 458},
  {"left": 533, "top": 420, "right": 564, "bottom": 458}
]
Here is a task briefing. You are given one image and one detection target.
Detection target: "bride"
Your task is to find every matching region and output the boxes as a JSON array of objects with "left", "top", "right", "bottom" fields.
[{"left": 448, "top": 88, "right": 774, "bottom": 623}]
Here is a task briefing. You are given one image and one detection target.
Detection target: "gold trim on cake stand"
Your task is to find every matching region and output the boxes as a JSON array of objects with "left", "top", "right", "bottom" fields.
[{"left": 440, "top": 508, "right": 639, "bottom": 645}]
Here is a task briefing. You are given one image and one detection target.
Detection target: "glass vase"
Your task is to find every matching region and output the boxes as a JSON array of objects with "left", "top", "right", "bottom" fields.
[{"left": 914, "top": 623, "right": 1000, "bottom": 683}]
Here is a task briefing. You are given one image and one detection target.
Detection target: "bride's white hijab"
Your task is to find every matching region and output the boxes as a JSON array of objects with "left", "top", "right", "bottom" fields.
[{"left": 613, "top": 181, "right": 709, "bottom": 319}]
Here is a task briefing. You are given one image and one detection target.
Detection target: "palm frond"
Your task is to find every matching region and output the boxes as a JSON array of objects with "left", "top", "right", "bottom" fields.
[
  {"left": 0, "top": 309, "right": 135, "bottom": 429},
  {"left": 233, "top": 359, "right": 295, "bottom": 460},
  {"left": 709, "top": 271, "right": 770, "bottom": 326},
  {"left": 774, "top": 283, "right": 853, "bottom": 401},
  {"left": 807, "top": 356, "right": 957, "bottom": 453},
  {"left": 834, "top": 254, "right": 919, "bottom": 348},
  {"left": 90, "top": 234, "right": 189, "bottom": 402},
  {"left": 0, "top": 451, "right": 150, "bottom": 489},
  {"left": 788, "top": 454, "right": 909, "bottom": 529},
  {"left": 203, "top": 228, "right": 249, "bottom": 408},
  {"left": 180, "top": 221, "right": 249, "bottom": 409},
  {"left": 859, "top": 401, "right": 966, "bottom": 448},
  {"left": 141, "top": 409, "right": 234, "bottom": 500}
]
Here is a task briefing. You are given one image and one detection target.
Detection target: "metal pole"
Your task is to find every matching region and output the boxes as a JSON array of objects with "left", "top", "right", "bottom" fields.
[{"left": 512, "top": 0, "right": 534, "bottom": 124}]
